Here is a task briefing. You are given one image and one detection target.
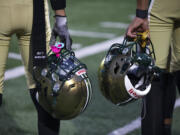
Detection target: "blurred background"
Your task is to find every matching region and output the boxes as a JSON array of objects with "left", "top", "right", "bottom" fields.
[{"left": 0, "top": 0, "right": 179, "bottom": 135}]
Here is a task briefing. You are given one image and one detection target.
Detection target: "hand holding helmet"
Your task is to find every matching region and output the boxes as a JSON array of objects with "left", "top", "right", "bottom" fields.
[
  {"left": 33, "top": 42, "right": 92, "bottom": 120},
  {"left": 50, "top": 16, "right": 72, "bottom": 50},
  {"left": 98, "top": 31, "right": 157, "bottom": 105}
]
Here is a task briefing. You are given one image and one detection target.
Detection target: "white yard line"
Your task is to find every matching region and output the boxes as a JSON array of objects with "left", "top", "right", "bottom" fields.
[
  {"left": 75, "top": 36, "right": 124, "bottom": 58},
  {"left": 5, "top": 66, "right": 25, "bottom": 80},
  {"left": 100, "top": 22, "right": 129, "bottom": 29},
  {"left": 108, "top": 98, "right": 180, "bottom": 135},
  {"left": 108, "top": 118, "right": 141, "bottom": 135},
  {"left": 69, "top": 29, "right": 116, "bottom": 39},
  {"left": 72, "top": 43, "right": 82, "bottom": 50},
  {"left": 8, "top": 52, "right": 22, "bottom": 60}
]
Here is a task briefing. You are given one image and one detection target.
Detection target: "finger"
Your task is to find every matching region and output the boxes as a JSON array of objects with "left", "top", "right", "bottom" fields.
[
  {"left": 126, "top": 28, "right": 137, "bottom": 38},
  {"left": 49, "top": 30, "right": 57, "bottom": 46},
  {"left": 65, "top": 36, "right": 72, "bottom": 50}
]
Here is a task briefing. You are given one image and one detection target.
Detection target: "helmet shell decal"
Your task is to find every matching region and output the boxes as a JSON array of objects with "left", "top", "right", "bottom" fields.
[{"left": 76, "top": 68, "right": 86, "bottom": 76}]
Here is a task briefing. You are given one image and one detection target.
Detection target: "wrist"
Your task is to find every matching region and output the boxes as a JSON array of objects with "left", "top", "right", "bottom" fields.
[
  {"left": 55, "top": 16, "right": 67, "bottom": 26},
  {"left": 136, "top": 9, "right": 148, "bottom": 19},
  {"left": 55, "top": 9, "right": 66, "bottom": 16}
]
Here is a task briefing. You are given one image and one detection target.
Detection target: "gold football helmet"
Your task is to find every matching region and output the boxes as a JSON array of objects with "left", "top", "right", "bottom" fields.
[
  {"left": 98, "top": 32, "right": 157, "bottom": 105},
  {"left": 33, "top": 46, "right": 92, "bottom": 120}
]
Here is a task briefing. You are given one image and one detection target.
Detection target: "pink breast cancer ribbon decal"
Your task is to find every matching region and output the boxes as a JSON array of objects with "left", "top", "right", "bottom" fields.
[{"left": 50, "top": 42, "right": 64, "bottom": 57}]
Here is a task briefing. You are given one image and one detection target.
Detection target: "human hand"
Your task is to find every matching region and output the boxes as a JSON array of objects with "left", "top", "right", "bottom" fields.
[
  {"left": 50, "top": 16, "right": 72, "bottom": 50},
  {"left": 126, "top": 17, "right": 149, "bottom": 38}
]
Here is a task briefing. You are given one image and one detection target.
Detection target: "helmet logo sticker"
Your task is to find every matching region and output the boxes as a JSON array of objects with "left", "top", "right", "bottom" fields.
[
  {"left": 76, "top": 68, "right": 86, "bottom": 76},
  {"left": 128, "top": 89, "right": 141, "bottom": 99}
]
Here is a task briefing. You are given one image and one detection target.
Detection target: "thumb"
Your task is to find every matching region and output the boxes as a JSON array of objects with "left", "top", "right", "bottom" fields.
[
  {"left": 126, "top": 27, "right": 137, "bottom": 38},
  {"left": 65, "top": 36, "right": 72, "bottom": 50}
]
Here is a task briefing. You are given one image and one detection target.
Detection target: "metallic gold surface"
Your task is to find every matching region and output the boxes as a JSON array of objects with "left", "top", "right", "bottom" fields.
[
  {"left": 98, "top": 37, "right": 156, "bottom": 106},
  {"left": 98, "top": 55, "right": 133, "bottom": 105},
  {"left": 38, "top": 75, "right": 90, "bottom": 120},
  {"left": 33, "top": 50, "right": 92, "bottom": 120}
]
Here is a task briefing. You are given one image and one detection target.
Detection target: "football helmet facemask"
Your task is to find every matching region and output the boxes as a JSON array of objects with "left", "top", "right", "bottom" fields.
[
  {"left": 98, "top": 32, "right": 156, "bottom": 105},
  {"left": 33, "top": 43, "right": 92, "bottom": 120}
]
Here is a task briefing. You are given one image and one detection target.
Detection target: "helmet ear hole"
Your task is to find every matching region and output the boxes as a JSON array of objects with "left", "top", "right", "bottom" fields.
[
  {"left": 114, "top": 62, "right": 120, "bottom": 74},
  {"left": 70, "top": 84, "right": 75, "bottom": 88}
]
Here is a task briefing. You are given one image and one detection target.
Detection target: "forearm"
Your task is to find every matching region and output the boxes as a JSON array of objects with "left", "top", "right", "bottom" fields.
[
  {"left": 126, "top": 0, "right": 149, "bottom": 37},
  {"left": 50, "top": 1, "right": 72, "bottom": 50},
  {"left": 50, "top": 0, "right": 66, "bottom": 16},
  {"left": 137, "top": 0, "right": 149, "bottom": 10},
  {"left": 136, "top": 0, "right": 149, "bottom": 19}
]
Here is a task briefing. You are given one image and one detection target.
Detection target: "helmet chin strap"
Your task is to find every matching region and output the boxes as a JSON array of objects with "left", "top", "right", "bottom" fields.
[{"left": 124, "top": 75, "right": 151, "bottom": 98}]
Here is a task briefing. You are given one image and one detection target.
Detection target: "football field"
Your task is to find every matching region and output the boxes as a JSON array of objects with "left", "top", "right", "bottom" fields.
[{"left": 0, "top": 0, "right": 180, "bottom": 135}]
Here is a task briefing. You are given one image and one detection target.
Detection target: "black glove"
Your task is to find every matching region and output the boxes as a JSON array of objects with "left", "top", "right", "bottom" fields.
[{"left": 50, "top": 16, "right": 72, "bottom": 50}]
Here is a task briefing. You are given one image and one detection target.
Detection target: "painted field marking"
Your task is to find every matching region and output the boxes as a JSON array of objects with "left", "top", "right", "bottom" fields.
[
  {"left": 69, "top": 29, "right": 116, "bottom": 39},
  {"left": 8, "top": 52, "right": 22, "bottom": 60},
  {"left": 5, "top": 66, "right": 25, "bottom": 80},
  {"left": 75, "top": 36, "right": 124, "bottom": 58},
  {"left": 108, "top": 98, "right": 180, "bottom": 135},
  {"left": 100, "top": 22, "right": 129, "bottom": 29},
  {"left": 108, "top": 117, "right": 141, "bottom": 135},
  {"left": 72, "top": 43, "right": 82, "bottom": 50}
]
